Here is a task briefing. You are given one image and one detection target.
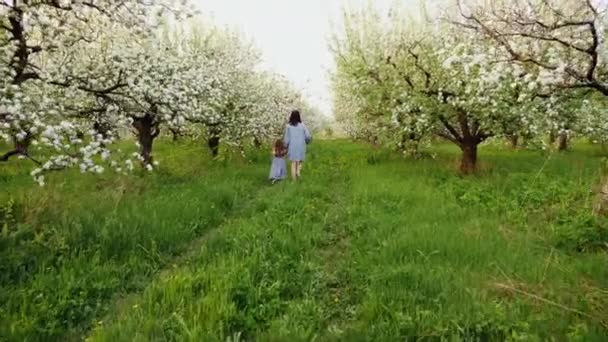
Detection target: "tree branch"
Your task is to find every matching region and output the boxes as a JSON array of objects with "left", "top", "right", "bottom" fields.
[
  {"left": 407, "top": 43, "right": 432, "bottom": 88},
  {"left": 0, "top": 149, "right": 22, "bottom": 162},
  {"left": 438, "top": 115, "right": 462, "bottom": 142}
]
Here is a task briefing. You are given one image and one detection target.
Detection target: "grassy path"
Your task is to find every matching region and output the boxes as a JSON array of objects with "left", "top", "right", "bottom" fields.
[
  {"left": 2, "top": 140, "right": 607, "bottom": 340},
  {"left": 0, "top": 142, "right": 270, "bottom": 341},
  {"left": 89, "top": 142, "right": 359, "bottom": 341},
  {"left": 91, "top": 141, "right": 607, "bottom": 341}
]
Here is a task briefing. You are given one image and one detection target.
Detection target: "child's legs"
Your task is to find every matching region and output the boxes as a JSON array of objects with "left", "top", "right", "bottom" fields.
[{"left": 296, "top": 161, "right": 303, "bottom": 177}]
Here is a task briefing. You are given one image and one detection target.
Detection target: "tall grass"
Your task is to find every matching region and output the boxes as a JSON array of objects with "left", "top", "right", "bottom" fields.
[
  {"left": 2, "top": 139, "right": 607, "bottom": 341},
  {"left": 1, "top": 139, "right": 268, "bottom": 340}
]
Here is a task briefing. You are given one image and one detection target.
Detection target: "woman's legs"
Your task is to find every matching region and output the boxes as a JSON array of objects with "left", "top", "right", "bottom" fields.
[
  {"left": 291, "top": 161, "right": 298, "bottom": 181},
  {"left": 290, "top": 161, "right": 303, "bottom": 180}
]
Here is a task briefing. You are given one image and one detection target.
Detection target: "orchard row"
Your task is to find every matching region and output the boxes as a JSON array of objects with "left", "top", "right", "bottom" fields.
[
  {"left": 332, "top": 0, "right": 608, "bottom": 175},
  {"left": 0, "top": 1, "right": 326, "bottom": 185}
]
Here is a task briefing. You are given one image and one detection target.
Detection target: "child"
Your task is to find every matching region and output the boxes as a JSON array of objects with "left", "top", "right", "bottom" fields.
[{"left": 269, "top": 139, "right": 287, "bottom": 184}]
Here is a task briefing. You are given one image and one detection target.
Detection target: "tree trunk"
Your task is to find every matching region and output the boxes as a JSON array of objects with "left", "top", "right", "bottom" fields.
[
  {"left": 436, "top": 110, "right": 487, "bottom": 174},
  {"left": 507, "top": 134, "right": 519, "bottom": 149},
  {"left": 171, "top": 129, "right": 180, "bottom": 142},
  {"left": 397, "top": 133, "right": 411, "bottom": 152},
  {"left": 558, "top": 132, "right": 569, "bottom": 151},
  {"left": 139, "top": 131, "right": 154, "bottom": 166},
  {"left": 253, "top": 137, "right": 262, "bottom": 149},
  {"left": 370, "top": 135, "right": 380, "bottom": 149},
  {"left": 15, "top": 138, "right": 29, "bottom": 156},
  {"left": 1, "top": 136, "right": 31, "bottom": 162},
  {"left": 459, "top": 140, "right": 478, "bottom": 174},
  {"left": 521, "top": 134, "right": 532, "bottom": 149},
  {"left": 399, "top": 133, "right": 408, "bottom": 152},
  {"left": 549, "top": 130, "right": 557, "bottom": 144},
  {"left": 93, "top": 121, "right": 112, "bottom": 148},
  {"left": 132, "top": 114, "right": 158, "bottom": 166},
  {"left": 208, "top": 136, "right": 220, "bottom": 157},
  {"left": 206, "top": 125, "right": 222, "bottom": 157}
]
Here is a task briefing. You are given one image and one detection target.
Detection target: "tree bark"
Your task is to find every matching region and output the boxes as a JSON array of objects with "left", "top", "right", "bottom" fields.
[
  {"left": 507, "top": 134, "right": 519, "bottom": 149},
  {"left": 205, "top": 125, "right": 222, "bottom": 157},
  {"left": 437, "top": 111, "right": 486, "bottom": 174},
  {"left": 370, "top": 135, "right": 380, "bottom": 149},
  {"left": 170, "top": 128, "right": 180, "bottom": 142},
  {"left": 557, "top": 132, "right": 569, "bottom": 151},
  {"left": 0, "top": 149, "right": 21, "bottom": 162},
  {"left": 397, "top": 133, "right": 408, "bottom": 152},
  {"left": 253, "top": 137, "right": 262, "bottom": 149},
  {"left": 139, "top": 131, "right": 154, "bottom": 166},
  {"left": 459, "top": 140, "right": 478, "bottom": 174},
  {"left": 549, "top": 130, "right": 557, "bottom": 145},
  {"left": 93, "top": 121, "right": 112, "bottom": 148},
  {"left": 1, "top": 136, "right": 31, "bottom": 162},
  {"left": 132, "top": 113, "right": 158, "bottom": 166},
  {"left": 208, "top": 136, "right": 220, "bottom": 157}
]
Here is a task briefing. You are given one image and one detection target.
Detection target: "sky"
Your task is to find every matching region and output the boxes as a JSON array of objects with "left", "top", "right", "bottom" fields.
[{"left": 193, "top": 0, "right": 418, "bottom": 116}]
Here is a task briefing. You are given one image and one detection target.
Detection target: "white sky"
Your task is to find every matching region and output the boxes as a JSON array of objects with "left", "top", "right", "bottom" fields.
[{"left": 194, "top": 0, "right": 432, "bottom": 116}]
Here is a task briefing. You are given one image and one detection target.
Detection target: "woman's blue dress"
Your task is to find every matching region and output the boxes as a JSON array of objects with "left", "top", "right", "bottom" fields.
[{"left": 283, "top": 123, "right": 311, "bottom": 161}]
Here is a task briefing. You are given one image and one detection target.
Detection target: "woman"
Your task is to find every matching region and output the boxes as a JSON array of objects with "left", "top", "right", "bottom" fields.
[{"left": 283, "top": 110, "right": 312, "bottom": 181}]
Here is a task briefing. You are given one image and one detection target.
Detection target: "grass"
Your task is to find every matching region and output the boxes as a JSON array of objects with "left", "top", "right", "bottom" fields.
[{"left": 1, "top": 138, "right": 607, "bottom": 341}]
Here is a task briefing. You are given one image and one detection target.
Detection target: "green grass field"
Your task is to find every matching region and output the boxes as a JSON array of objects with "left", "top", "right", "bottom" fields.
[{"left": 1, "top": 139, "right": 607, "bottom": 341}]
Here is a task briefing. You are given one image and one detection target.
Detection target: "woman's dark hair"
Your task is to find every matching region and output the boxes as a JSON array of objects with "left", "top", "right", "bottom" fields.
[{"left": 289, "top": 110, "right": 302, "bottom": 126}]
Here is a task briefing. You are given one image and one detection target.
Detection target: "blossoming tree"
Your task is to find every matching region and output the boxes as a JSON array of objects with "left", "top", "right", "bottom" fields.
[
  {"left": 454, "top": 0, "right": 608, "bottom": 210},
  {"left": 331, "top": 5, "right": 546, "bottom": 172},
  {"left": 0, "top": 0, "right": 194, "bottom": 182},
  {"left": 2, "top": 2, "right": 312, "bottom": 183}
]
